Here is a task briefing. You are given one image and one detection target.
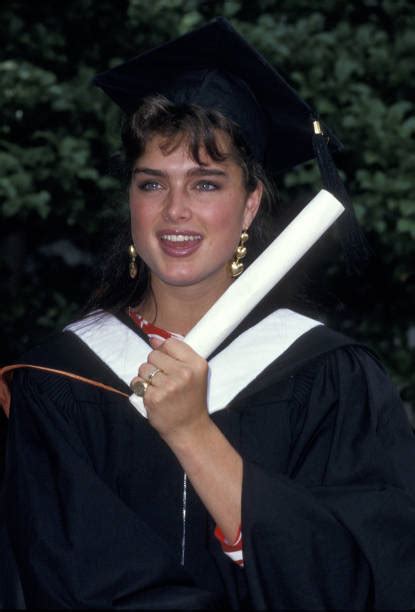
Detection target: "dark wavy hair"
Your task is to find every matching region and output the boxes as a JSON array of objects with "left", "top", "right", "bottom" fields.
[{"left": 84, "top": 95, "right": 295, "bottom": 318}]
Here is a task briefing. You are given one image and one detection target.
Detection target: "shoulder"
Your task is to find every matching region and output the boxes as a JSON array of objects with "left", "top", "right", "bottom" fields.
[
  {"left": 9, "top": 330, "right": 98, "bottom": 413},
  {"left": 248, "top": 309, "right": 382, "bottom": 393},
  {"left": 21, "top": 329, "right": 88, "bottom": 369},
  {"left": 286, "top": 323, "right": 406, "bottom": 436},
  {"left": 296, "top": 322, "right": 387, "bottom": 384},
  {"left": 20, "top": 309, "right": 145, "bottom": 367},
  {"left": 238, "top": 311, "right": 398, "bottom": 416},
  {"left": 270, "top": 309, "right": 384, "bottom": 376},
  {"left": 282, "top": 317, "right": 392, "bottom": 400},
  {"left": 10, "top": 312, "right": 134, "bottom": 404},
  {"left": 17, "top": 328, "right": 105, "bottom": 388}
]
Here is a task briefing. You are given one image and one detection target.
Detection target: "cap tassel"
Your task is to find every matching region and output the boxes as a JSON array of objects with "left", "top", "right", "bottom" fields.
[{"left": 311, "top": 119, "right": 369, "bottom": 273}]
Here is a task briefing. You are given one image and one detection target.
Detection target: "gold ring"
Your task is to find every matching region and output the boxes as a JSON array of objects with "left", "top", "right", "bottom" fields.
[
  {"left": 147, "top": 368, "right": 162, "bottom": 383},
  {"left": 131, "top": 380, "right": 150, "bottom": 397}
]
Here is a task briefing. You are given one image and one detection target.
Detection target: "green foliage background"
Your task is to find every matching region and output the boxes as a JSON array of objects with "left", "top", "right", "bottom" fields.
[{"left": 1, "top": 0, "right": 414, "bottom": 417}]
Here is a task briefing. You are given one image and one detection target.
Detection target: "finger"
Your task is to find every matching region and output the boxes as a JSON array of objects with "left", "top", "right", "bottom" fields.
[
  {"left": 147, "top": 348, "right": 178, "bottom": 374},
  {"left": 138, "top": 363, "right": 165, "bottom": 384},
  {"left": 129, "top": 374, "right": 148, "bottom": 394},
  {"left": 149, "top": 337, "right": 165, "bottom": 349},
  {"left": 155, "top": 337, "right": 201, "bottom": 362},
  {"left": 129, "top": 377, "right": 156, "bottom": 411}
]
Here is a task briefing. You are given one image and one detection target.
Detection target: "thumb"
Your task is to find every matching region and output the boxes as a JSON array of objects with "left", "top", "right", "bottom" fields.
[{"left": 149, "top": 336, "right": 165, "bottom": 349}]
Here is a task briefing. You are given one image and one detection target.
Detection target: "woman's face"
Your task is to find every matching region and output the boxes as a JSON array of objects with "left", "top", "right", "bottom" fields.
[{"left": 129, "top": 132, "right": 262, "bottom": 294}]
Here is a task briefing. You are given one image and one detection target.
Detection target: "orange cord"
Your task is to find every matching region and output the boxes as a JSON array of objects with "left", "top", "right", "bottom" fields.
[{"left": 0, "top": 364, "right": 130, "bottom": 418}]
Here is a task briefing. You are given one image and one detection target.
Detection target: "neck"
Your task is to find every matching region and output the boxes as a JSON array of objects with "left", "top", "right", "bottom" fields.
[{"left": 137, "top": 273, "right": 233, "bottom": 336}]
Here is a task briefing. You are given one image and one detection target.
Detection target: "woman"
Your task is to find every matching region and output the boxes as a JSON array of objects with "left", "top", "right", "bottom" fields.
[{"left": 3, "top": 17, "right": 415, "bottom": 610}]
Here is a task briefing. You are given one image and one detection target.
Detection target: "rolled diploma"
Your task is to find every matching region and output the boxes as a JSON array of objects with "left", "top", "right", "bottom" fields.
[{"left": 130, "top": 189, "right": 344, "bottom": 416}]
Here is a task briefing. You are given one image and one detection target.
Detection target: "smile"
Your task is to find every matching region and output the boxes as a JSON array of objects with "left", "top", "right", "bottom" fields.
[
  {"left": 157, "top": 231, "right": 203, "bottom": 257},
  {"left": 160, "top": 234, "right": 202, "bottom": 242}
]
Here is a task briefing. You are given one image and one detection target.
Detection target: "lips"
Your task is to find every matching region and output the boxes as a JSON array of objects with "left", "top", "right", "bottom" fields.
[{"left": 157, "top": 230, "right": 203, "bottom": 257}]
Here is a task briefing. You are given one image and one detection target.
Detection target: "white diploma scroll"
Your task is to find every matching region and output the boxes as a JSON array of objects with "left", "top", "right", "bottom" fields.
[{"left": 130, "top": 189, "right": 344, "bottom": 416}]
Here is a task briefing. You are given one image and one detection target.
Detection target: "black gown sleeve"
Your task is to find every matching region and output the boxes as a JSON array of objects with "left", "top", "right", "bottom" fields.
[
  {"left": 241, "top": 346, "right": 415, "bottom": 610},
  {"left": 4, "top": 370, "right": 220, "bottom": 609}
]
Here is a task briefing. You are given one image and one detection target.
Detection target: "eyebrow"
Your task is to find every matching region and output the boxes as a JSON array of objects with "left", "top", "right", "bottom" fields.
[{"left": 133, "top": 166, "right": 228, "bottom": 178}]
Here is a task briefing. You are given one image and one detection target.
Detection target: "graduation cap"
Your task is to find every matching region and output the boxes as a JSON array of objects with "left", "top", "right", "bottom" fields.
[{"left": 93, "top": 17, "right": 367, "bottom": 268}]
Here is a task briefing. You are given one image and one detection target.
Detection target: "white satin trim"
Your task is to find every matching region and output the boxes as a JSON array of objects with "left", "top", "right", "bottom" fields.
[{"left": 66, "top": 309, "right": 321, "bottom": 417}]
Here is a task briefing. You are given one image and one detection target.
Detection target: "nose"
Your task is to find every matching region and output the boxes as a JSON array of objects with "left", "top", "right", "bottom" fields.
[{"left": 162, "top": 186, "right": 192, "bottom": 223}]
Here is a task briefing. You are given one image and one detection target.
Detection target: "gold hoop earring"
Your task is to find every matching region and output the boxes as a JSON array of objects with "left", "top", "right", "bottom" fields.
[
  {"left": 230, "top": 229, "right": 249, "bottom": 278},
  {"left": 128, "top": 244, "right": 138, "bottom": 279}
]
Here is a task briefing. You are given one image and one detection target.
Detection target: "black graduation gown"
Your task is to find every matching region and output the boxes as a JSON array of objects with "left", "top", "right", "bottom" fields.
[{"left": 3, "top": 314, "right": 415, "bottom": 610}]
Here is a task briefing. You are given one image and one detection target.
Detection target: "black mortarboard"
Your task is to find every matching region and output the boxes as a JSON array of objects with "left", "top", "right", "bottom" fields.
[
  {"left": 93, "top": 17, "right": 367, "bottom": 268},
  {"left": 93, "top": 17, "right": 341, "bottom": 170}
]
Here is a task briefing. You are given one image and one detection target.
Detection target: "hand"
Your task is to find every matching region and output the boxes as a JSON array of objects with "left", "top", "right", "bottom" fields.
[
  {"left": 131, "top": 337, "right": 243, "bottom": 543},
  {"left": 131, "top": 337, "right": 211, "bottom": 445}
]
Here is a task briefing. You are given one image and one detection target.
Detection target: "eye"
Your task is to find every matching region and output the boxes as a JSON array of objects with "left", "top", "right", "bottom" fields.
[
  {"left": 138, "top": 181, "right": 162, "bottom": 192},
  {"left": 196, "top": 181, "right": 219, "bottom": 192}
]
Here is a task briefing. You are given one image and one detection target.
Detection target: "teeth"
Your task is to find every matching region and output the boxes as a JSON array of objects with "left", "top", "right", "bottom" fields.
[{"left": 161, "top": 234, "right": 202, "bottom": 242}]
